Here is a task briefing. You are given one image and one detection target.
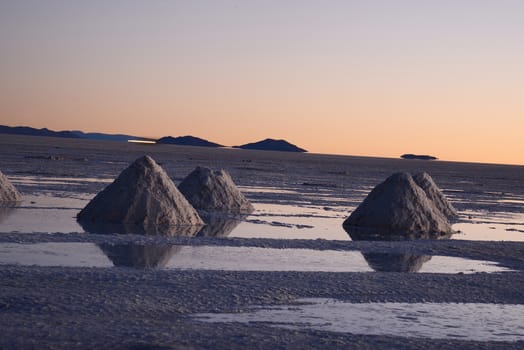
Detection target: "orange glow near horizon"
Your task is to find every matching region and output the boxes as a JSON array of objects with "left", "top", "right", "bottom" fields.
[{"left": 1, "top": 1, "right": 523, "bottom": 166}]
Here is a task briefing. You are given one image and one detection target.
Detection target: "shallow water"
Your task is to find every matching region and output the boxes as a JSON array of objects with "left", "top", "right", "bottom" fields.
[
  {"left": 0, "top": 243, "right": 513, "bottom": 273},
  {"left": 0, "top": 243, "right": 112, "bottom": 267},
  {"left": 9, "top": 175, "right": 112, "bottom": 186},
  {"left": 195, "top": 298, "right": 524, "bottom": 342},
  {"left": 1, "top": 191, "right": 524, "bottom": 242}
]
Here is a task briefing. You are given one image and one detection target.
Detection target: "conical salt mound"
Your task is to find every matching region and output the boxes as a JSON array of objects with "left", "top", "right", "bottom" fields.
[
  {"left": 343, "top": 172, "right": 452, "bottom": 236},
  {"left": 178, "top": 167, "right": 254, "bottom": 214},
  {"left": 77, "top": 155, "right": 203, "bottom": 228},
  {"left": 412, "top": 172, "right": 458, "bottom": 219},
  {"left": 0, "top": 170, "right": 22, "bottom": 202}
]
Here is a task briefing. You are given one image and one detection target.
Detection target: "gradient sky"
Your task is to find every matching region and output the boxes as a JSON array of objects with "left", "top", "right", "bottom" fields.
[{"left": 1, "top": 0, "right": 523, "bottom": 165}]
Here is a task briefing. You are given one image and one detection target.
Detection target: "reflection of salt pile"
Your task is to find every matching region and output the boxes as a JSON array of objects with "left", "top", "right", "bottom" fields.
[
  {"left": 196, "top": 214, "right": 245, "bottom": 237},
  {"left": 179, "top": 166, "right": 254, "bottom": 214},
  {"left": 0, "top": 170, "right": 22, "bottom": 202},
  {"left": 98, "top": 244, "right": 181, "bottom": 269},
  {"left": 77, "top": 156, "right": 203, "bottom": 229},
  {"left": 343, "top": 172, "right": 455, "bottom": 236},
  {"left": 362, "top": 253, "right": 432, "bottom": 272}
]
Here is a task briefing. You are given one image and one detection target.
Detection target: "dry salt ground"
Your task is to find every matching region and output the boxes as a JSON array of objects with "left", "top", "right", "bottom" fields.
[{"left": 1, "top": 135, "right": 524, "bottom": 349}]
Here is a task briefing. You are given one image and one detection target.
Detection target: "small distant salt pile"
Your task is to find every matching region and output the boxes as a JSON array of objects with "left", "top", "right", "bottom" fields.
[
  {"left": 412, "top": 172, "right": 458, "bottom": 219},
  {"left": 77, "top": 155, "right": 203, "bottom": 229},
  {"left": 178, "top": 166, "right": 254, "bottom": 214},
  {"left": 0, "top": 170, "right": 22, "bottom": 202},
  {"left": 343, "top": 172, "right": 455, "bottom": 236}
]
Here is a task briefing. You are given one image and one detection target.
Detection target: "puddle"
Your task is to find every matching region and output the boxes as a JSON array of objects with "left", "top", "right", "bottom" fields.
[
  {"left": 238, "top": 186, "right": 299, "bottom": 194},
  {"left": 0, "top": 243, "right": 513, "bottom": 273},
  {"left": 452, "top": 211, "right": 524, "bottom": 241},
  {"left": 499, "top": 199, "right": 524, "bottom": 205},
  {"left": 0, "top": 243, "right": 112, "bottom": 267},
  {"left": 228, "top": 203, "right": 351, "bottom": 240},
  {"left": 195, "top": 298, "right": 524, "bottom": 342},
  {"left": 0, "top": 208, "right": 83, "bottom": 233},
  {"left": 453, "top": 222, "right": 524, "bottom": 241},
  {"left": 8, "top": 175, "right": 112, "bottom": 186},
  {"left": 1, "top": 186, "right": 523, "bottom": 242}
]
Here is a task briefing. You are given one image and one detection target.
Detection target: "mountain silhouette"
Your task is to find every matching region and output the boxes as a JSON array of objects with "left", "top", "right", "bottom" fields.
[
  {"left": 0, "top": 125, "right": 151, "bottom": 142},
  {"left": 156, "top": 135, "right": 223, "bottom": 147},
  {"left": 234, "top": 138, "right": 307, "bottom": 152}
]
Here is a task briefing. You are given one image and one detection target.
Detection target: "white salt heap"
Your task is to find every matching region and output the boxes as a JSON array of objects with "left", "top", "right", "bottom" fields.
[
  {"left": 77, "top": 155, "right": 203, "bottom": 228},
  {"left": 179, "top": 166, "right": 254, "bottom": 214},
  {"left": 412, "top": 172, "right": 458, "bottom": 219},
  {"left": 343, "top": 172, "right": 455, "bottom": 235},
  {"left": 0, "top": 170, "right": 22, "bottom": 202}
]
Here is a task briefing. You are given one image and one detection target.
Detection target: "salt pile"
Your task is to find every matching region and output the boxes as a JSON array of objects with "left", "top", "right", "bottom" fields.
[
  {"left": 179, "top": 166, "right": 254, "bottom": 214},
  {"left": 343, "top": 172, "right": 455, "bottom": 236},
  {"left": 413, "top": 172, "right": 458, "bottom": 219},
  {"left": 77, "top": 155, "right": 203, "bottom": 229},
  {"left": 0, "top": 170, "right": 22, "bottom": 202}
]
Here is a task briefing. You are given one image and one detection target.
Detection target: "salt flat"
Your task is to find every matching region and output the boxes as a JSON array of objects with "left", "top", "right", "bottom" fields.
[{"left": 1, "top": 134, "right": 524, "bottom": 349}]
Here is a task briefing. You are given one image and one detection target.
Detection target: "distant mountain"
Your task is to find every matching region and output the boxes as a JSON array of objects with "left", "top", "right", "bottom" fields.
[
  {"left": 72, "top": 131, "right": 145, "bottom": 142},
  {"left": 0, "top": 125, "right": 80, "bottom": 139},
  {"left": 234, "top": 138, "right": 307, "bottom": 153},
  {"left": 0, "top": 125, "right": 151, "bottom": 142},
  {"left": 156, "top": 136, "right": 224, "bottom": 148},
  {"left": 401, "top": 154, "right": 438, "bottom": 161}
]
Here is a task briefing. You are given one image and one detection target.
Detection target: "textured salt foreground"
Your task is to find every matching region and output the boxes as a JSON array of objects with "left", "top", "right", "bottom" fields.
[{"left": 1, "top": 135, "right": 524, "bottom": 349}]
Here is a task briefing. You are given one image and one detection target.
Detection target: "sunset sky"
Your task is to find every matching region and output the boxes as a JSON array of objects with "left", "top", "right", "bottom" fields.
[{"left": 1, "top": 1, "right": 523, "bottom": 165}]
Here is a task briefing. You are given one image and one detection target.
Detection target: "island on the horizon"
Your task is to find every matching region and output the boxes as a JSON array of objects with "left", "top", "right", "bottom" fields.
[
  {"left": 0, "top": 125, "right": 153, "bottom": 142},
  {"left": 234, "top": 138, "right": 307, "bottom": 153},
  {"left": 401, "top": 154, "right": 438, "bottom": 161},
  {"left": 156, "top": 135, "right": 224, "bottom": 148}
]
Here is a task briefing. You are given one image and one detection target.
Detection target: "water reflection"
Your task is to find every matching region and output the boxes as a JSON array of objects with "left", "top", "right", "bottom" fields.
[
  {"left": 79, "top": 214, "right": 246, "bottom": 237},
  {"left": 0, "top": 243, "right": 511, "bottom": 273},
  {"left": 344, "top": 227, "right": 452, "bottom": 272},
  {"left": 0, "top": 204, "right": 18, "bottom": 224},
  {"left": 344, "top": 225, "right": 453, "bottom": 241},
  {"left": 362, "top": 253, "right": 432, "bottom": 272},
  {"left": 195, "top": 298, "right": 524, "bottom": 342},
  {"left": 197, "top": 213, "right": 245, "bottom": 237},
  {"left": 98, "top": 244, "right": 181, "bottom": 269},
  {"left": 78, "top": 220, "right": 202, "bottom": 236}
]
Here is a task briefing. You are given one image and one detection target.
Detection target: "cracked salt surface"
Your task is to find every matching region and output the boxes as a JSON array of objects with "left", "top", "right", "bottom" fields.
[
  {"left": 195, "top": 298, "right": 524, "bottom": 342},
  {"left": 0, "top": 243, "right": 513, "bottom": 273}
]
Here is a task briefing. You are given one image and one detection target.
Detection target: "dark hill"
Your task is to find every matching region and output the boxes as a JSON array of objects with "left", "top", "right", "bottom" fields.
[
  {"left": 73, "top": 131, "right": 146, "bottom": 142},
  {"left": 0, "top": 125, "right": 80, "bottom": 139},
  {"left": 234, "top": 138, "right": 307, "bottom": 153},
  {"left": 0, "top": 125, "right": 151, "bottom": 142},
  {"left": 401, "top": 154, "right": 438, "bottom": 161},
  {"left": 156, "top": 136, "right": 223, "bottom": 148}
]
